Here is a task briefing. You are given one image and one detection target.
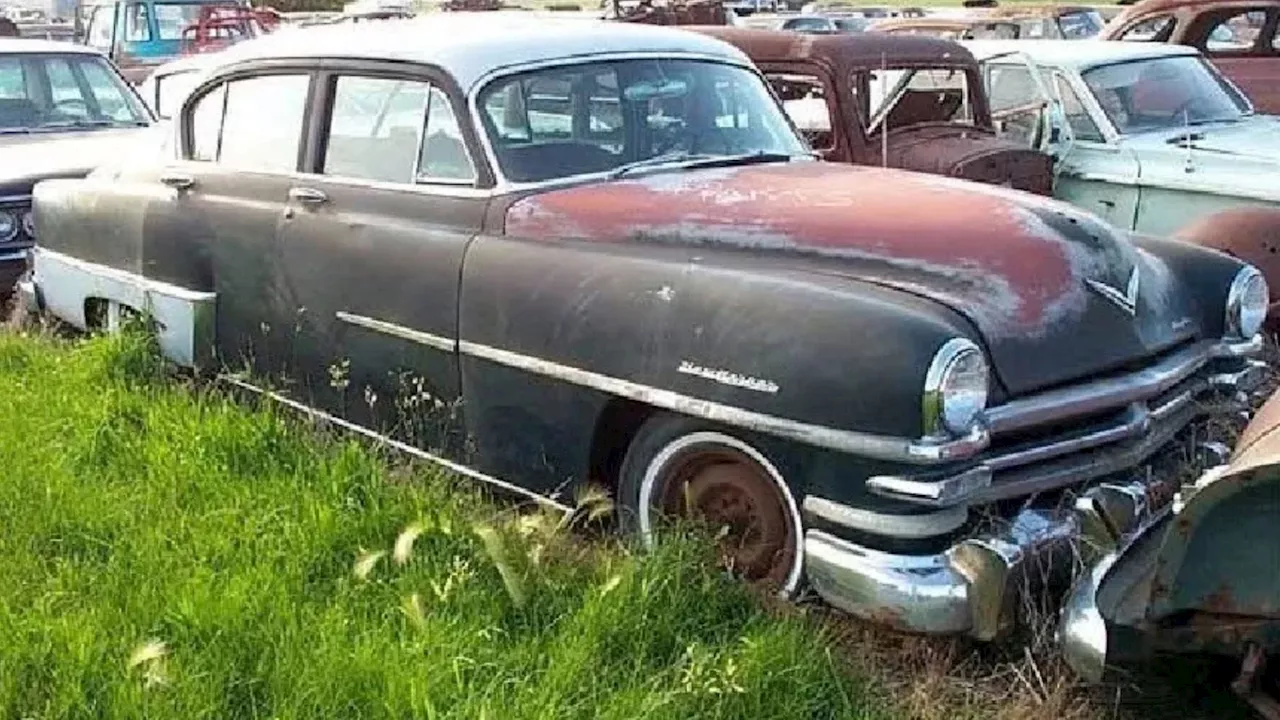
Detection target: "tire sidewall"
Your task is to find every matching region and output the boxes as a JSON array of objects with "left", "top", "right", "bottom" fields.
[{"left": 616, "top": 412, "right": 805, "bottom": 596}]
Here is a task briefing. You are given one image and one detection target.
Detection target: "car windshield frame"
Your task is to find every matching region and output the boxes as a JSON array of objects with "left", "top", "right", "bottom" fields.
[
  {"left": 473, "top": 56, "right": 811, "bottom": 186},
  {"left": 1080, "top": 55, "right": 1252, "bottom": 136},
  {"left": 0, "top": 52, "right": 152, "bottom": 133}
]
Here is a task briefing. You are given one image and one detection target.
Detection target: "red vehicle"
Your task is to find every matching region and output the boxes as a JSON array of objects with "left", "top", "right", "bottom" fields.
[{"left": 1101, "top": 0, "right": 1280, "bottom": 113}]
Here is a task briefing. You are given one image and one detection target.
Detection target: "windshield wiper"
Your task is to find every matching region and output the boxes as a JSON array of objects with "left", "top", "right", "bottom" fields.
[{"left": 609, "top": 150, "right": 795, "bottom": 180}]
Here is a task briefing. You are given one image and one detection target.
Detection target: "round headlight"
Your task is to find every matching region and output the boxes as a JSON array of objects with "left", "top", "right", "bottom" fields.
[
  {"left": 20, "top": 210, "right": 34, "bottom": 239},
  {"left": 1226, "top": 266, "right": 1268, "bottom": 339},
  {"left": 0, "top": 211, "right": 15, "bottom": 242},
  {"left": 923, "top": 338, "right": 989, "bottom": 437}
]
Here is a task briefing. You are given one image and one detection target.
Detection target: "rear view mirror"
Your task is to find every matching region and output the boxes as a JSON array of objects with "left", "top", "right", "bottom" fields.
[{"left": 623, "top": 78, "right": 689, "bottom": 102}]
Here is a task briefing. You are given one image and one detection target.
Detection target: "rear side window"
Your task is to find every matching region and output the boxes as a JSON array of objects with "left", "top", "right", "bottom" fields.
[
  {"left": 186, "top": 74, "right": 309, "bottom": 172},
  {"left": 1115, "top": 14, "right": 1175, "bottom": 41}
]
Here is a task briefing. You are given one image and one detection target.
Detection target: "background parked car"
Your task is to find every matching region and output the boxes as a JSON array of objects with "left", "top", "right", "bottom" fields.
[
  {"left": 693, "top": 27, "right": 1056, "bottom": 193},
  {"left": 1100, "top": 0, "right": 1280, "bottom": 114},
  {"left": 0, "top": 38, "right": 152, "bottom": 293},
  {"left": 966, "top": 37, "right": 1280, "bottom": 321}
]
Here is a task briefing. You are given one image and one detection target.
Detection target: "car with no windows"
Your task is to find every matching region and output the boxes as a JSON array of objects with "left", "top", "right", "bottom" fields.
[{"left": 18, "top": 16, "right": 1273, "bottom": 652}]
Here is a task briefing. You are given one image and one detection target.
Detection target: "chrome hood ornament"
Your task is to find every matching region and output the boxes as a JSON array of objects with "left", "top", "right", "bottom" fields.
[{"left": 1087, "top": 267, "right": 1140, "bottom": 317}]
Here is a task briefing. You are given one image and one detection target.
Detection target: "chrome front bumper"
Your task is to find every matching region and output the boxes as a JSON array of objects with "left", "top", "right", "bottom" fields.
[{"left": 805, "top": 480, "right": 1168, "bottom": 640}]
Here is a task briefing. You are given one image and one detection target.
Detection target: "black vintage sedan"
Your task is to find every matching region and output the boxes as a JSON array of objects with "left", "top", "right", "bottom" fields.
[
  {"left": 0, "top": 38, "right": 152, "bottom": 292},
  {"left": 17, "top": 15, "right": 1272, "bottom": 653}
]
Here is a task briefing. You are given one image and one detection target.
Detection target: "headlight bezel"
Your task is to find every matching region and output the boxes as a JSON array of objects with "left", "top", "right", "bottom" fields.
[
  {"left": 922, "top": 337, "right": 990, "bottom": 439},
  {"left": 0, "top": 210, "right": 16, "bottom": 242},
  {"left": 1225, "top": 266, "right": 1268, "bottom": 340}
]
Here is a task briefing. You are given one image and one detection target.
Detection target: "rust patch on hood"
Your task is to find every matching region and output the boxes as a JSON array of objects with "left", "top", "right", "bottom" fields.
[{"left": 507, "top": 161, "right": 1129, "bottom": 340}]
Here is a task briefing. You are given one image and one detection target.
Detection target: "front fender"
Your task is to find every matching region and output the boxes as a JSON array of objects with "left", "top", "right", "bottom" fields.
[
  {"left": 458, "top": 234, "right": 976, "bottom": 456},
  {"left": 1130, "top": 231, "right": 1255, "bottom": 338}
]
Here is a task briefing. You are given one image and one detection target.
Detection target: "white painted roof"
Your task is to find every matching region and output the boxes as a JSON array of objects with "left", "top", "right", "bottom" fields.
[
  {"left": 961, "top": 38, "right": 1200, "bottom": 70},
  {"left": 0, "top": 37, "right": 101, "bottom": 55},
  {"left": 209, "top": 13, "right": 752, "bottom": 91}
]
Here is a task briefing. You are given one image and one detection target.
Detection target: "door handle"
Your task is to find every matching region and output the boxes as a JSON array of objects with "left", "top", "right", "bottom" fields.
[
  {"left": 288, "top": 187, "right": 328, "bottom": 205},
  {"left": 159, "top": 171, "right": 194, "bottom": 190}
]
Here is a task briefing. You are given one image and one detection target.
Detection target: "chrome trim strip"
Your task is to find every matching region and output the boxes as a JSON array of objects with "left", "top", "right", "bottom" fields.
[
  {"left": 0, "top": 194, "right": 32, "bottom": 205},
  {"left": 983, "top": 338, "right": 1256, "bottom": 436},
  {"left": 0, "top": 250, "right": 27, "bottom": 262},
  {"left": 803, "top": 495, "right": 968, "bottom": 538},
  {"left": 217, "top": 374, "right": 573, "bottom": 514},
  {"left": 865, "top": 465, "right": 992, "bottom": 507},
  {"left": 457, "top": 339, "right": 990, "bottom": 464},
  {"left": 335, "top": 311, "right": 457, "bottom": 353}
]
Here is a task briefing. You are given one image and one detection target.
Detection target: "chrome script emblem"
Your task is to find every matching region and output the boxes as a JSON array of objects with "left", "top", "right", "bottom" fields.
[{"left": 1086, "top": 267, "right": 1140, "bottom": 316}]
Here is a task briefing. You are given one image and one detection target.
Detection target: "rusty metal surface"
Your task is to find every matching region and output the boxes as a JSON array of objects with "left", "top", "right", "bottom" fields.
[
  {"left": 870, "top": 17, "right": 977, "bottom": 33},
  {"left": 606, "top": 0, "right": 728, "bottom": 25},
  {"left": 688, "top": 26, "right": 979, "bottom": 67},
  {"left": 879, "top": 124, "right": 1055, "bottom": 194},
  {"left": 1100, "top": 0, "right": 1280, "bottom": 113},
  {"left": 1172, "top": 208, "right": 1280, "bottom": 324}
]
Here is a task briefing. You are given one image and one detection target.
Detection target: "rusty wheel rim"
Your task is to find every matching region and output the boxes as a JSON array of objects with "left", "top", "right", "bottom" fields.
[{"left": 655, "top": 444, "right": 797, "bottom": 589}]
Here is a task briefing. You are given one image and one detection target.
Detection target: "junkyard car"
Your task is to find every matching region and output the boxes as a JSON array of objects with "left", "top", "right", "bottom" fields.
[
  {"left": 19, "top": 16, "right": 1272, "bottom": 644},
  {"left": 983, "top": 2, "right": 1108, "bottom": 38},
  {"left": 691, "top": 27, "right": 1055, "bottom": 194},
  {"left": 966, "top": 38, "right": 1280, "bottom": 319},
  {"left": 870, "top": 16, "right": 1028, "bottom": 39},
  {"left": 1061, "top": 384, "right": 1280, "bottom": 714},
  {"left": 1100, "top": 0, "right": 1280, "bottom": 114},
  {"left": 0, "top": 38, "right": 152, "bottom": 293}
]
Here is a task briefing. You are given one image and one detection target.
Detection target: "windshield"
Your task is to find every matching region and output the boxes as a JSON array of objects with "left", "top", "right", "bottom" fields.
[
  {"left": 1056, "top": 9, "right": 1103, "bottom": 39},
  {"left": 866, "top": 65, "right": 975, "bottom": 132},
  {"left": 0, "top": 53, "right": 150, "bottom": 132},
  {"left": 1082, "top": 56, "right": 1250, "bottom": 133},
  {"left": 477, "top": 59, "right": 809, "bottom": 183}
]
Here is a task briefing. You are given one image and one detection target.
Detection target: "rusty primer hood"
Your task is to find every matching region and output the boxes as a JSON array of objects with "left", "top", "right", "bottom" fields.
[{"left": 505, "top": 161, "right": 1198, "bottom": 395}]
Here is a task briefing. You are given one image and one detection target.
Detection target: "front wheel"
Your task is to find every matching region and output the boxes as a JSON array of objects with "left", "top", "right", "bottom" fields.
[{"left": 617, "top": 414, "right": 804, "bottom": 596}]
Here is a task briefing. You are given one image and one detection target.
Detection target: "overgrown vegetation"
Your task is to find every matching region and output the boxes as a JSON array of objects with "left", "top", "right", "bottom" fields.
[{"left": 0, "top": 330, "right": 883, "bottom": 719}]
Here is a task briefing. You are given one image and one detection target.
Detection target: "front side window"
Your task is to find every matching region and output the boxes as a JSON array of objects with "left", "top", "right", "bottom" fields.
[
  {"left": 0, "top": 54, "right": 149, "bottom": 132},
  {"left": 1203, "top": 9, "right": 1268, "bottom": 51},
  {"left": 154, "top": 67, "right": 202, "bottom": 118},
  {"left": 124, "top": 3, "right": 151, "bottom": 41},
  {"left": 1082, "top": 56, "right": 1250, "bottom": 134},
  {"left": 768, "top": 72, "right": 835, "bottom": 150},
  {"left": 1054, "top": 74, "right": 1105, "bottom": 142},
  {"left": 866, "top": 66, "right": 974, "bottom": 132},
  {"left": 190, "top": 73, "right": 308, "bottom": 172},
  {"left": 419, "top": 86, "right": 475, "bottom": 183},
  {"left": 324, "top": 75, "right": 430, "bottom": 183},
  {"left": 1055, "top": 9, "right": 1104, "bottom": 39},
  {"left": 478, "top": 59, "right": 807, "bottom": 183}
]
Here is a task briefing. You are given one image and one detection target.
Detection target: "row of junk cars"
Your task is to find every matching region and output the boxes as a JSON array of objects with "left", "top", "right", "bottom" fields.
[{"left": 5, "top": 0, "right": 1280, "bottom": 712}]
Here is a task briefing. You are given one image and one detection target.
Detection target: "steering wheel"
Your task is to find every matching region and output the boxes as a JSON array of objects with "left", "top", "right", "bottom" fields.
[{"left": 51, "top": 98, "right": 90, "bottom": 115}]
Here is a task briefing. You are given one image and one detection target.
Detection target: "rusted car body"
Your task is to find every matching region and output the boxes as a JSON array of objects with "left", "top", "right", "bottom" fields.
[
  {"left": 1100, "top": 0, "right": 1280, "bottom": 114},
  {"left": 1061, "top": 385, "right": 1280, "bottom": 714},
  {"left": 605, "top": 0, "right": 729, "bottom": 25},
  {"left": 966, "top": 38, "right": 1280, "bottom": 323},
  {"left": 18, "top": 16, "right": 1271, "bottom": 644},
  {"left": 870, "top": 16, "right": 1027, "bottom": 39},
  {"left": 691, "top": 27, "right": 1055, "bottom": 194}
]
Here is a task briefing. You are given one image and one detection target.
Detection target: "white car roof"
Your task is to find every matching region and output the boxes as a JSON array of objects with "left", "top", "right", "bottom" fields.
[
  {"left": 209, "top": 14, "right": 752, "bottom": 92},
  {"left": 961, "top": 38, "right": 1201, "bottom": 70},
  {"left": 0, "top": 37, "right": 103, "bottom": 55}
]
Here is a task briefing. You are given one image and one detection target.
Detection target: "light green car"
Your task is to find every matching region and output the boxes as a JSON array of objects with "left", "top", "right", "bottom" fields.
[{"left": 964, "top": 38, "right": 1280, "bottom": 318}]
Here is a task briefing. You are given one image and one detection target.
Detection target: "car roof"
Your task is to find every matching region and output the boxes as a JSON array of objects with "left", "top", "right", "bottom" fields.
[
  {"left": 210, "top": 14, "right": 752, "bottom": 92},
  {"left": 0, "top": 38, "right": 102, "bottom": 55},
  {"left": 690, "top": 26, "right": 976, "bottom": 68},
  {"left": 962, "top": 37, "right": 1200, "bottom": 68}
]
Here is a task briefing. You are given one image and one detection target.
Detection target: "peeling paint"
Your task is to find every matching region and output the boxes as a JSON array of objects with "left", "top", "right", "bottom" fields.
[{"left": 505, "top": 162, "right": 1135, "bottom": 340}]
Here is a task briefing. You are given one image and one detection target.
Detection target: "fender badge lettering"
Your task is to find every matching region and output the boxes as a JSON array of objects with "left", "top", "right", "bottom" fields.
[{"left": 678, "top": 361, "right": 779, "bottom": 394}]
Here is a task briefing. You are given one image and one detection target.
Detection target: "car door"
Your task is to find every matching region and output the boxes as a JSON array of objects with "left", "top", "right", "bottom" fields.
[
  {"left": 273, "top": 66, "right": 488, "bottom": 451},
  {"left": 1045, "top": 71, "right": 1141, "bottom": 230},
  {"left": 154, "top": 69, "right": 314, "bottom": 381},
  {"left": 982, "top": 55, "right": 1141, "bottom": 228}
]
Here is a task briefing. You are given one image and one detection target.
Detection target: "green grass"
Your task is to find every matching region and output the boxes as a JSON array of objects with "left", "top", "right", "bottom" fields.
[{"left": 0, "top": 330, "right": 888, "bottom": 719}]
